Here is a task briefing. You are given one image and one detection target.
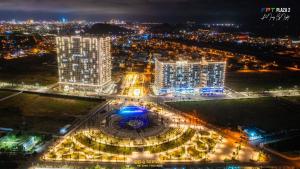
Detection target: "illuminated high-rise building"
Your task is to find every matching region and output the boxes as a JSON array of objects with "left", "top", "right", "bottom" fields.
[
  {"left": 199, "top": 60, "right": 226, "bottom": 94},
  {"left": 56, "top": 35, "right": 111, "bottom": 92},
  {"left": 154, "top": 56, "right": 225, "bottom": 95}
]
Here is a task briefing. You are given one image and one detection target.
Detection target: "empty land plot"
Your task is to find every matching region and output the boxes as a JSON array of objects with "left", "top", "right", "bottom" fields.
[
  {"left": 0, "top": 91, "right": 16, "bottom": 99},
  {"left": 0, "top": 93, "right": 102, "bottom": 133},
  {"left": 167, "top": 97, "right": 300, "bottom": 132},
  {"left": 226, "top": 71, "right": 300, "bottom": 92}
]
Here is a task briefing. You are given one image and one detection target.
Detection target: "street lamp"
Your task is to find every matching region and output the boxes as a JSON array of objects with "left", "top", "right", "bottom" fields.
[
  {"left": 294, "top": 85, "right": 298, "bottom": 95},
  {"left": 245, "top": 88, "right": 249, "bottom": 96}
]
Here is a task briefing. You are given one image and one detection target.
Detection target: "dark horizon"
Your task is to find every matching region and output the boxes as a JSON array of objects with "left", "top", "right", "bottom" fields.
[{"left": 0, "top": 0, "right": 299, "bottom": 24}]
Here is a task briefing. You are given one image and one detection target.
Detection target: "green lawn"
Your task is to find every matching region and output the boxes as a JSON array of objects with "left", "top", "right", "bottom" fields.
[
  {"left": 0, "top": 54, "right": 58, "bottom": 86},
  {"left": 283, "top": 96, "right": 300, "bottom": 103},
  {"left": 0, "top": 133, "right": 42, "bottom": 153},
  {"left": 0, "top": 93, "right": 101, "bottom": 133},
  {"left": 267, "top": 136, "right": 300, "bottom": 157},
  {"left": 226, "top": 71, "right": 300, "bottom": 92},
  {"left": 0, "top": 72, "right": 57, "bottom": 86},
  {"left": 0, "top": 91, "right": 15, "bottom": 99},
  {"left": 167, "top": 97, "right": 300, "bottom": 132}
]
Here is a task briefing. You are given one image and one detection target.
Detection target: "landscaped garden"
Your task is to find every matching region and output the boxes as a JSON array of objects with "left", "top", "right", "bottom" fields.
[
  {"left": 42, "top": 100, "right": 266, "bottom": 164},
  {"left": 0, "top": 132, "right": 44, "bottom": 153}
]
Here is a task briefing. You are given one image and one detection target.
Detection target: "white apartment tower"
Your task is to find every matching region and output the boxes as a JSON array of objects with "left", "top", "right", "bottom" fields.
[
  {"left": 154, "top": 56, "right": 226, "bottom": 95},
  {"left": 56, "top": 36, "right": 111, "bottom": 92}
]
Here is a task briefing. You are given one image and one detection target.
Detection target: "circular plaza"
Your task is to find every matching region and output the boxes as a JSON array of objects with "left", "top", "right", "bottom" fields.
[{"left": 43, "top": 100, "right": 266, "bottom": 163}]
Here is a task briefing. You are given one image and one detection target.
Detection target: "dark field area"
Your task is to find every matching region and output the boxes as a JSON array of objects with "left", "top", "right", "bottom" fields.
[
  {"left": 167, "top": 97, "right": 300, "bottom": 132},
  {"left": 0, "top": 54, "right": 57, "bottom": 85},
  {"left": 268, "top": 136, "right": 300, "bottom": 157},
  {"left": 0, "top": 91, "right": 15, "bottom": 99},
  {"left": 226, "top": 71, "right": 300, "bottom": 92},
  {"left": 284, "top": 96, "right": 300, "bottom": 103},
  {"left": 0, "top": 93, "right": 101, "bottom": 134}
]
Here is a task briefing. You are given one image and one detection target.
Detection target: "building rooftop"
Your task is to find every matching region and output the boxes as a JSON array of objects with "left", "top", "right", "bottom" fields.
[
  {"left": 156, "top": 54, "right": 225, "bottom": 64},
  {"left": 56, "top": 34, "right": 111, "bottom": 38}
]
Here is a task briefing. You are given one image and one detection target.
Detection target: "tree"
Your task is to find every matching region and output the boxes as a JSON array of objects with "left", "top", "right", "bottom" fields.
[{"left": 94, "top": 165, "right": 102, "bottom": 169}]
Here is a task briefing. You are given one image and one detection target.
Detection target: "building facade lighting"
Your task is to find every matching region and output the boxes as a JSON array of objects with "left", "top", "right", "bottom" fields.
[
  {"left": 154, "top": 56, "right": 226, "bottom": 95},
  {"left": 56, "top": 35, "right": 112, "bottom": 93}
]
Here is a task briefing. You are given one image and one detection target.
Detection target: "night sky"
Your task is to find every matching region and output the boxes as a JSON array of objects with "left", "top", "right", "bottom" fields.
[{"left": 0, "top": 0, "right": 299, "bottom": 23}]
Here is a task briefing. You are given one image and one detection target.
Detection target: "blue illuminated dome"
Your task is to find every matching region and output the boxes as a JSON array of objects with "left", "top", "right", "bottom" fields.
[
  {"left": 117, "top": 106, "right": 149, "bottom": 129},
  {"left": 118, "top": 106, "right": 148, "bottom": 116}
]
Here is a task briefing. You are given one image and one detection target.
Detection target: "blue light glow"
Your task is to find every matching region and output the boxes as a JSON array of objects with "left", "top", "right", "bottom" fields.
[
  {"left": 118, "top": 106, "right": 148, "bottom": 116},
  {"left": 142, "top": 34, "right": 149, "bottom": 40},
  {"left": 227, "top": 166, "right": 240, "bottom": 169},
  {"left": 5, "top": 31, "right": 12, "bottom": 34},
  {"left": 59, "top": 124, "right": 71, "bottom": 135},
  {"left": 244, "top": 128, "right": 263, "bottom": 140},
  {"left": 117, "top": 106, "right": 149, "bottom": 129},
  {"left": 60, "top": 17, "right": 67, "bottom": 23},
  {"left": 175, "top": 88, "right": 194, "bottom": 93},
  {"left": 201, "top": 87, "right": 224, "bottom": 94},
  {"left": 23, "top": 136, "right": 38, "bottom": 151}
]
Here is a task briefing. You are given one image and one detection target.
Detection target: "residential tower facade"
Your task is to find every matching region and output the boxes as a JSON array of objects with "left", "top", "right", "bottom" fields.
[
  {"left": 56, "top": 35, "right": 111, "bottom": 93},
  {"left": 154, "top": 56, "right": 226, "bottom": 95}
]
